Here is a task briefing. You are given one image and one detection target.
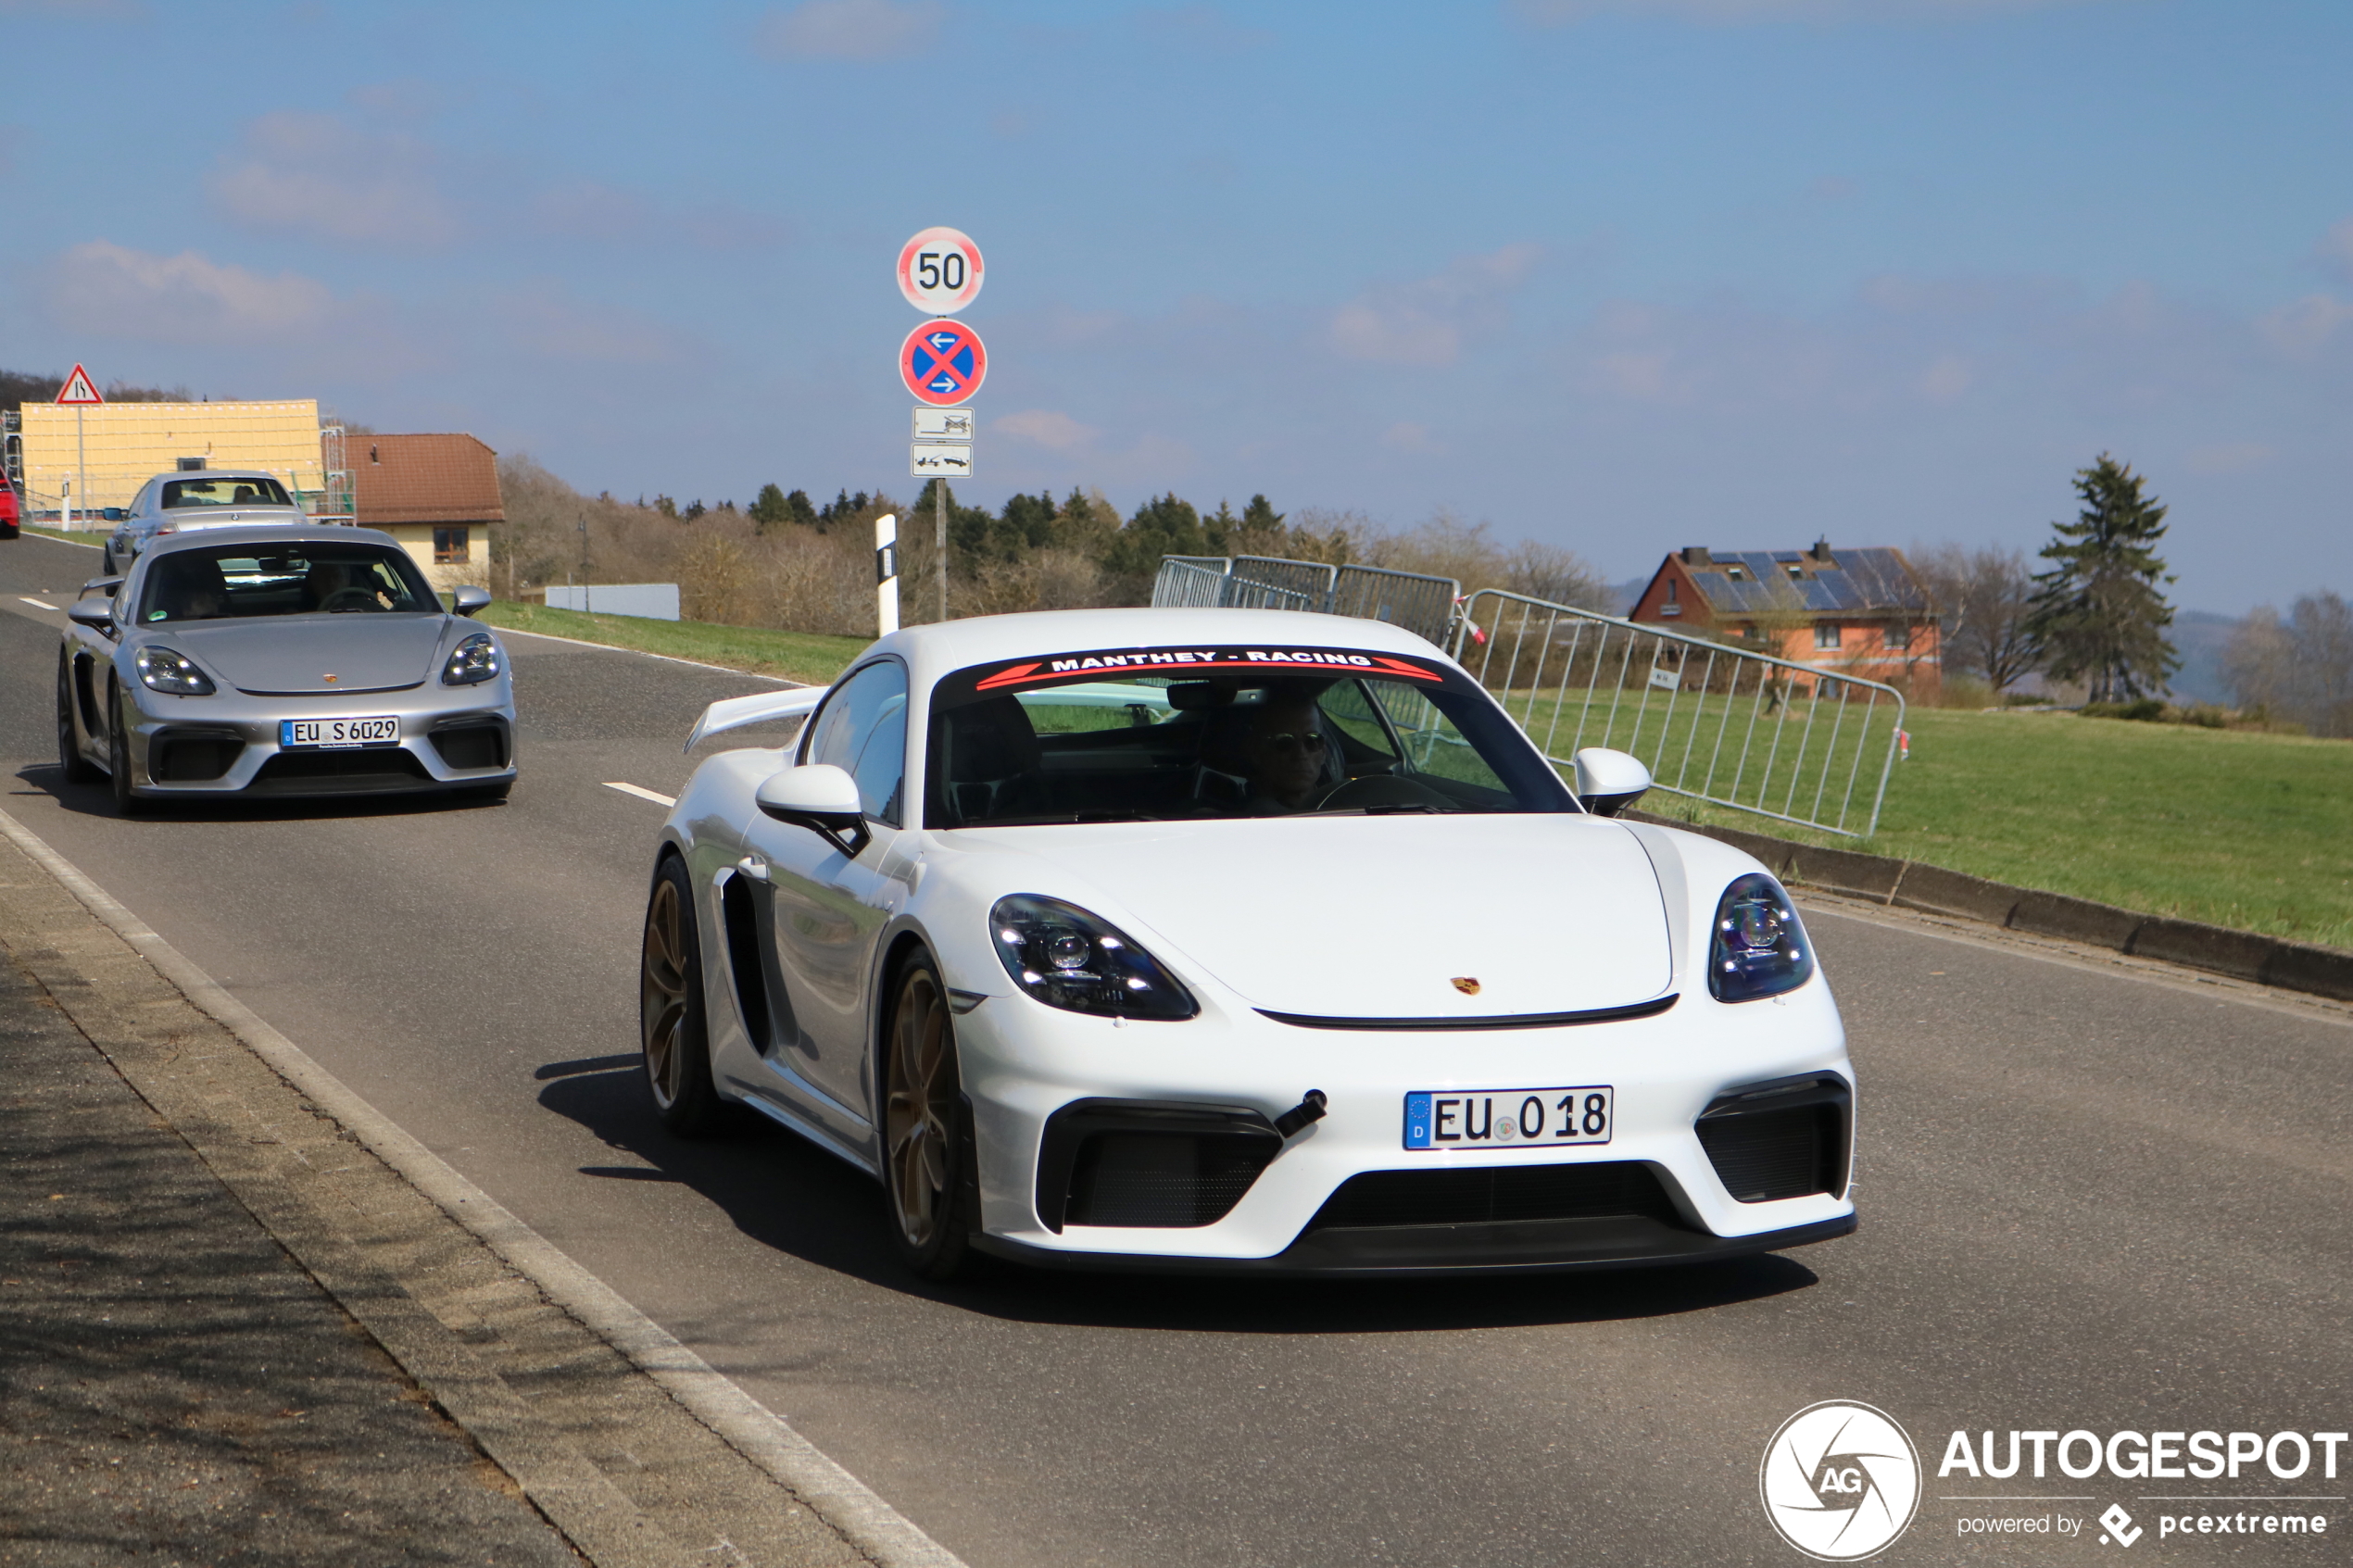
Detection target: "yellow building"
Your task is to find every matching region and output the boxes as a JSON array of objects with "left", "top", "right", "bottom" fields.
[{"left": 19, "top": 400, "right": 328, "bottom": 515}]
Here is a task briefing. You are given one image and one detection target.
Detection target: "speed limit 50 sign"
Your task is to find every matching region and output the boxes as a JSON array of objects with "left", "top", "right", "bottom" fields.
[{"left": 897, "top": 227, "right": 984, "bottom": 315}]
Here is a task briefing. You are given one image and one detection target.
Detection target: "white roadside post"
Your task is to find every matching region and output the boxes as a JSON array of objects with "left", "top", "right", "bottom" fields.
[
  {"left": 61, "top": 477, "right": 72, "bottom": 533},
  {"left": 875, "top": 512, "right": 900, "bottom": 635}
]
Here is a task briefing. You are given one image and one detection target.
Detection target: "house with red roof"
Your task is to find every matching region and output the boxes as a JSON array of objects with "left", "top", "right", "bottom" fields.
[{"left": 1629, "top": 541, "right": 1942, "bottom": 701}]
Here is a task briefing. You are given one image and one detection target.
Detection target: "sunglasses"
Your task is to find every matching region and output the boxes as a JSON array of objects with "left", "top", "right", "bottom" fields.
[{"left": 1256, "top": 731, "right": 1328, "bottom": 754}]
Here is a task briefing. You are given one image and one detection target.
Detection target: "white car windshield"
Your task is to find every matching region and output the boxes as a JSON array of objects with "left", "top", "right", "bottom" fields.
[
  {"left": 162, "top": 476, "right": 295, "bottom": 508},
  {"left": 137, "top": 543, "right": 439, "bottom": 623},
  {"left": 925, "top": 643, "right": 1579, "bottom": 826}
]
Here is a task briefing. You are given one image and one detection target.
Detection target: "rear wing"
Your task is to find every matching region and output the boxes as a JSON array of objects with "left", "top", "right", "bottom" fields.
[{"left": 684, "top": 686, "right": 825, "bottom": 753}]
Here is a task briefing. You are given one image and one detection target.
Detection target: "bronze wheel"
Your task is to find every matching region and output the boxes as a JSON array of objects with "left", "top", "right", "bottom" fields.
[
  {"left": 640, "top": 857, "right": 723, "bottom": 1135},
  {"left": 883, "top": 957, "right": 973, "bottom": 1279}
]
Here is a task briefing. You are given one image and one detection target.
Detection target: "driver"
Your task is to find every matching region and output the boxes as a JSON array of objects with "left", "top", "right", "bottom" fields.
[
  {"left": 303, "top": 559, "right": 383, "bottom": 611},
  {"left": 1231, "top": 688, "right": 1339, "bottom": 813}
]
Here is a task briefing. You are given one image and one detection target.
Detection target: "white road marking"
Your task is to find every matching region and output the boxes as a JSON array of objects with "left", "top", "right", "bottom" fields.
[
  {"left": 603, "top": 781, "right": 676, "bottom": 807},
  {"left": 19, "top": 596, "right": 58, "bottom": 610}
]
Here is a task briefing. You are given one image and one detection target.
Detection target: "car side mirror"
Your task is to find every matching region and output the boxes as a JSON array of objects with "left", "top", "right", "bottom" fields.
[
  {"left": 67, "top": 598, "right": 117, "bottom": 637},
  {"left": 756, "top": 763, "right": 871, "bottom": 858},
  {"left": 1572, "top": 747, "right": 1652, "bottom": 817},
  {"left": 451, "top": 585, "right": 492, "bottom": 617}
]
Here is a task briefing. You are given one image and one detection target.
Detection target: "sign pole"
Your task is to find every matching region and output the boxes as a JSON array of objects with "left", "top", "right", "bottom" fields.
[
  {"left": 935, "top": 480, "right": 949, "bottom": 622},
  {"left": 75, "top": 408, "right": 85, "bottom": 532}
]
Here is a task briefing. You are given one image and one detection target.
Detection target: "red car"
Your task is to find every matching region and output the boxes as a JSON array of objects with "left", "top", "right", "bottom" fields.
[{"left": 0, "top": 482, "right": 20, "bottom": 542}]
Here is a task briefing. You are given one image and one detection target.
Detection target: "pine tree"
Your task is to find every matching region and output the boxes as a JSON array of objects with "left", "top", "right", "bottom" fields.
[
  {"left": 2023, "top": 454, "right": 2179, "bottom": 702},
  {"left": 747, "top": 483, "right": 790, "bottom": 533}
]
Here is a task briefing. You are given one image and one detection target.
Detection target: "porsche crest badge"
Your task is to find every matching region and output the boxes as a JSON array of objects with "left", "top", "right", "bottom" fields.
[{"left": 1451, "top": 976, "right": 1481, "bottom": 996}]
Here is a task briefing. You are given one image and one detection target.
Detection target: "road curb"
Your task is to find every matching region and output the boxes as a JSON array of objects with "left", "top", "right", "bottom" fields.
[
  {"left": 0, "top": 804, "right": 968, "bottom": 1568},
  {"left": 1633, "top": 809, "right": 2353, "bottom": 1004}
]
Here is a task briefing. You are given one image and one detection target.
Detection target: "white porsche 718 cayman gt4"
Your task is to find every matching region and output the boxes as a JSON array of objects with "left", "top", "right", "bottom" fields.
[{"left": 640, "top": 608, "right": 1855, "bottom": 1279}]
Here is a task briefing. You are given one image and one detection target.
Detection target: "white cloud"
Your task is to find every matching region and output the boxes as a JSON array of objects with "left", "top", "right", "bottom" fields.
[
  {"left": 1133, "top": 5, "right": 1276, "bottom": 54},
  {"left": 2322, "top": 218, "right": 2353, "bottom": 281},
  {"left": 1328, "top": 243, "right": 1541, "bottom": 366},
  {"left": 49, "top": 241, "right": 334, "bottom": 342},
  {"left": 497, "top": 285, "right": 689, "bottom": 365},
  {"left": 2185, "top": 442, "right": 2275, "bottom": 475},
  {"left": 208, "top": 112, "right": 456, "bottom": 246},
  {"left": 527, "top": 180, "right": 787, "bottom": 250},
  {"left": 1919, "top": 354, "right": 1973, "bottom": 402},
  {"left": 758, "top": 0, "right": 942, "bottom": 60},
  {"left": 1381, "top": 421, "right": 1441, "bottom": 454},
  {"left": 996, "top": 409, "right": 1098, "bottom": 450},
  {"left": 2259, "top": 294, "right": 2353, "bottom": 355},
  {"left": 1508, "top": 0, "right": 2096, "bottom": 23}
]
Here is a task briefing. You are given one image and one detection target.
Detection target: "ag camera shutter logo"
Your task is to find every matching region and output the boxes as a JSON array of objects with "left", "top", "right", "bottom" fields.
[{"left": 1761, "top": 1401, "right": 1922, "bottom": 1560}]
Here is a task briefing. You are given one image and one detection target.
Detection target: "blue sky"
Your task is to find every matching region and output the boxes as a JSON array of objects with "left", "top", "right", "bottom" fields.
[{"left": 5, "top": 0, "right": 2348, "bottom": 611}]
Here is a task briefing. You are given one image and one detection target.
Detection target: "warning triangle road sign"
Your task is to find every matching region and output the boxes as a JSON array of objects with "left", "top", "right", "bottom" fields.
[{"left": 55, "top": 365, "right": 103, "bottom": 405}]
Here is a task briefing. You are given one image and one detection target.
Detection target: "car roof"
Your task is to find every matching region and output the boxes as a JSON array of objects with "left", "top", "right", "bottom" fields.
[
  {"left": 866, "top": 606, "right": 1458, "bottom": 690},
  {"left": 151, "top": 469, "right": 289, "bottom": 483},
  {"left": 141, "top": 523, "right": 406, "bottom": 555}
]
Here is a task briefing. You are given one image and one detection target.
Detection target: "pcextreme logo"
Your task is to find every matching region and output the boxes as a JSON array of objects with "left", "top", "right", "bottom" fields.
[{"left": 1761, "top": 1401, "right": 1924, "bottom": 1561}]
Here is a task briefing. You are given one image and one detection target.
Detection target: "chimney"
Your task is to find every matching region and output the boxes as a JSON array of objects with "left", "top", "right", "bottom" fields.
[
  {"left": 1808, "top": 538, "right": 1835, "bottom": 566},
  {"left": 1680, "top": 546, "right": 1712, "bottom": 567}
]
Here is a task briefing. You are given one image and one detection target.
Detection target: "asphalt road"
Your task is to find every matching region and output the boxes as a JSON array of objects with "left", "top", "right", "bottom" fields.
[{"left": 6, "top": 532, "right": 2346, "bottom": 1567}]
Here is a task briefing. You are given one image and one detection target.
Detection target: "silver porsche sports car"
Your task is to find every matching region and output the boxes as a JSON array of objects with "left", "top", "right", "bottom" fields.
[{"left": 58, "top": 525, "right": 516, "bottom": 812}]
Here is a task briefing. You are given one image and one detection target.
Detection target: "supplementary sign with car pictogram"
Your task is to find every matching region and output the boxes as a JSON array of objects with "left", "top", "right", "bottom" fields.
[
  {"left": 900, "top": 320, "right": 988, "bottom": 406},
  {"left": 55, "top": 365, "right": 103, "bottom": 405},
  {"left": 910, "top": 444, "right": 974, "bottom": 478},
  {"left": 897, "top": 226, "right": 985, "bottom": 315}
]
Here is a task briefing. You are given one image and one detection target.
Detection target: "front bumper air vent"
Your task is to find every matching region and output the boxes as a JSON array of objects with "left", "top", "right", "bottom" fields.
[
  {"left": 1695, "top": 1074, "right": 1851, "bottom": 1202},
  {"left": 1037, "top": 1100, "right": 1283, "bottom": 1231}
]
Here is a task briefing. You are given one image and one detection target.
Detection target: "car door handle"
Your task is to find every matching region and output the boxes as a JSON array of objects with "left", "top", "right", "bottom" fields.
[{"left": 736, "top": 855, "right": 769, "bottom": 882}]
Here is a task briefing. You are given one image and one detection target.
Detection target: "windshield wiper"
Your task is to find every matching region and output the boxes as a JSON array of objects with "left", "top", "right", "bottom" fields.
[
  {"left": 1296, "top": 802, "right": 1449, "bottom": 817},
  {"left": 967, "top": 809, "right": 1168, "bottom": 826}
]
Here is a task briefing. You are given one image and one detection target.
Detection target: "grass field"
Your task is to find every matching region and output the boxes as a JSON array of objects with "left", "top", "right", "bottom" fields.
[
  {"left": 1654, "top": 707, "right": 2353, "bottom": 950},
  {"left": 21, "top": 524, "right": 104, "bottom": 550},
  {"left": 480, "top": 601, "right": 869, "bottom": 686}
]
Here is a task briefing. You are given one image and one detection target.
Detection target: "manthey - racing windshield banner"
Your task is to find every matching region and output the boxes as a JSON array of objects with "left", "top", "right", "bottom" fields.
[{"left": 945, "top": 645, "right": 1448, "bottom": 707}]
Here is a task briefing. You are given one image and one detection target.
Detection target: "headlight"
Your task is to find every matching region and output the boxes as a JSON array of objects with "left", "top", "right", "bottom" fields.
[
  {"left": 1708, "top": 872, "right": 1813, "bottom": 1002},
  {"left": 441, "top": 632, "right": 501, "bottom": 685},
  {"left": 133, "top": 646, "right": 215, "bottom": 696},
  {"left": 988, "top": 895, "right": 1199, "bottom": 1021}
]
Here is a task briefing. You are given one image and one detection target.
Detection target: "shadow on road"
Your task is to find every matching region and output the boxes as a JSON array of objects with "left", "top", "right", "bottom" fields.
[
  {"left": 534, "top": 1058, "right": 1823, "bottom": 1336},
  {"left": 10, "top": 760, "right": 510, "bottom": 822}
]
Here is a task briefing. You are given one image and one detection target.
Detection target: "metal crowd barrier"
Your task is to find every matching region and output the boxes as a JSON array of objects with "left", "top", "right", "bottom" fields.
[
  {"left": 1150, "top": 555, "right": 1459, "bottom": 645},
  {"left": 1149, "top": 557, "right": 1319, "bottom": 613},
  {"left": 1451, "top": 589, "right": 1906, "bottom": 838}
]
